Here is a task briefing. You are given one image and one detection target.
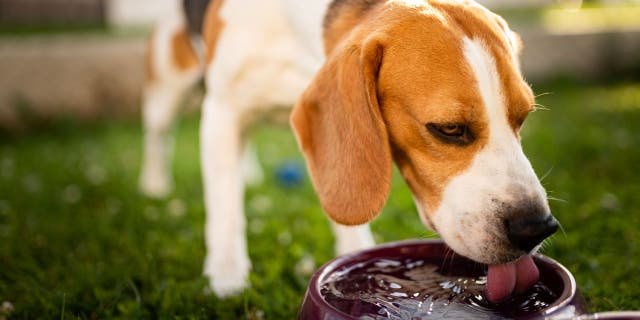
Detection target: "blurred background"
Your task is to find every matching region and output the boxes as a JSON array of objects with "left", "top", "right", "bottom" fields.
[
  {"left": 0, "top": 0, "right": 639, "bottom": 318},
  {"left": 1, "top": 0, "right": 639, "bottom": 129}
]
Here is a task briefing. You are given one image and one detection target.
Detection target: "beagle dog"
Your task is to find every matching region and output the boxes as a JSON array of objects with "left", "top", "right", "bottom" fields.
[{"left": 139, "top": 0, "right": 559, "bottom": 303}]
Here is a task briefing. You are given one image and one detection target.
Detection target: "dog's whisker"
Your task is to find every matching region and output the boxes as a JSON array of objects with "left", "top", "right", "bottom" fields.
[
  {"left": 547, "top": 196, "right": 568, "bottom": 203},
  {"left": 427, "top": 231, "right": 439, "bottom": 238},
  {"left": 420, "top": 231, "right": 438, "bottom": 239},
  {"left": 532, "top": 103, "right": 551, "bottom": 111},
  {"left": 536, "top": 235, "right": 555, "bottom": 255},
  {"left": 556, "top": 220, "right": 567, "bottom": 238},
  {"left": 440, "top": 248, "right": 449, "bottom": 270},
  {"left": 540, "top": 240, "right": 549, "bottom": 254},
  {"left": 534, "top": 91, "right": 554, "bottom": 98},
  {"left": 540, "top": 167, "right": 554, "bottom": 182},
  {"left": 536, "top": 241, "right": 546, "bottom": 254},
  {"left": 441, "top": 248, "right": 456, "bottom": 272},
  {"left": 469, "top": 259, "right": 484, "bottom": 276},
  {"left": 447, "top": 250, "right": 456, "bottom": 271},
  {"left": 539, "top": 166, "right": 554, "bottom": 182}
]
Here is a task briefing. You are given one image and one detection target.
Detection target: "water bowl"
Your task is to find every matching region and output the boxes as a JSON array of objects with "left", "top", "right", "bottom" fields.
[{"left": 299, "top": 239, "right": 587, "bottom": 319}]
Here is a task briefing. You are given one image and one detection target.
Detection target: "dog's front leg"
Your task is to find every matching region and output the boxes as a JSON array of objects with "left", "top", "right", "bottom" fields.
[
  {"left": 331, "top": 222, "right": 375, "bottom": 256},
  {"left": 139, "top": 24, "right": 201, "bottom": 198},
  {"left": 139, "top": 83, "right": 185, "bottom": 198},
  {"left": 200, "top": 96, "right": 250, "bottom": 297}
]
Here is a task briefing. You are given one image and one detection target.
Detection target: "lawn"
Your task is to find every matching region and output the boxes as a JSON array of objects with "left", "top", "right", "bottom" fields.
[{"left": 0, "top": 79, "right": 639, "bottom": 318}]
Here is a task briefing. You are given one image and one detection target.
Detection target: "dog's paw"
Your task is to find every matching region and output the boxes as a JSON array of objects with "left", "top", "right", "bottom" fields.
[
  {"left": 208, "top": 272, "right": 249, "bottom": 297},
  {"left": 138, "top": 172, "right": 172, "bottom": 199},
  {"left": 203, "top": 253, "right": 251, "bottom": 297}
]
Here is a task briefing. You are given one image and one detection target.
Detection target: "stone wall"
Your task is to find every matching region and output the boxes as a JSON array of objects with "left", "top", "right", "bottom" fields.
[
  {"left": 0, "top": 0, "right": 105, "bottom": 27},
  {"left": 0, "top": 35, "right": 145, "bottom": 129},
  {"left": 106, "top": 0, "right": 176, "bottom": 28},
  {"left": 0, "top": 29, "right": 639, "bottom": 129}
]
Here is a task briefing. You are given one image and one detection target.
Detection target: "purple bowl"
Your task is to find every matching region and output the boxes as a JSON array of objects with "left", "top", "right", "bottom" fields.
[{"left": 299, "top": 239, "right": 587, "bottom": 319}]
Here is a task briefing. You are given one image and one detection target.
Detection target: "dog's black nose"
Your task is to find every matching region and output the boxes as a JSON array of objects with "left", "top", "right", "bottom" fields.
[{"left": 506, "top": 215, "right": 559, "bottom": 252}]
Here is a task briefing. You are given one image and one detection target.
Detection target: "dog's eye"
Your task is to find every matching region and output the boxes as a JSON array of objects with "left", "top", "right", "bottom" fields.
[
  {"left": 440, "top": 124, "right": 465, "bottom": 136},
  {"left": 426, "top": 123, "right": 474, "bottom": 146}
]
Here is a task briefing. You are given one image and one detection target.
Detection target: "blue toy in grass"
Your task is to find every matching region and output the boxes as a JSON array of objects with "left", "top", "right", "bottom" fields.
[{"left": 276, "top": 161, "right": 304, "bottom": 187}]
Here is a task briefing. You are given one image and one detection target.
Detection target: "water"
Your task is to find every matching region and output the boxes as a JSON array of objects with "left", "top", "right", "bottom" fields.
[{"left": 320, "top": 257, "right": 558, "bottom": 319}]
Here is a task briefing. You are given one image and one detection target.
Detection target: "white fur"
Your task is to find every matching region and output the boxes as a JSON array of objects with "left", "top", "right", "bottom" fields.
[
  {"left": 283, "top": 0, "right": 331, "bottom": 62},
  {"left": 429, "top": 37, "right": 548, "bottom": 264},
  {"left": 139, "top": 9, "right": 201, "bottom": 197},
  {"left": 331, "top": 222, "right": 376, "bottom": 256},
  {"left": 206, "top": 0, "right": 322, "bottom": 112},
  {"left": 200, "top": 96, "right": 251, "bottom": 296},
  {"left": 194, "top": 0, "right": 375, "bottom": 296}
]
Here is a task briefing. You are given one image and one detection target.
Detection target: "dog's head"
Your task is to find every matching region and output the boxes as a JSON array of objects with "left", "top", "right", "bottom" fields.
[{"left": 291, "top": 0, "right": 557, "bottom": 265}]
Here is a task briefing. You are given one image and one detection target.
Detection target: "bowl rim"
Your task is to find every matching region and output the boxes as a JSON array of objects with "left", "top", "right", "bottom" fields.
[
  {"left": 588, "top": 311, "right": 640, "bottom": 319},
  {"left": 306, "top": 238, "right": 577, "bottom": 319}
]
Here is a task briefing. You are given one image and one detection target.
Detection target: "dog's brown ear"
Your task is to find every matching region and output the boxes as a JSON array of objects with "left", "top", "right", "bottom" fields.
[
  {"left": 493, "top": 15, "right": 523, "bottom": 58},
  {"left": 508, "top": 30, "right": 523, "bottom": 58},
  {"left": 290, "top": 35, "right": 391, "bottom": 226}
]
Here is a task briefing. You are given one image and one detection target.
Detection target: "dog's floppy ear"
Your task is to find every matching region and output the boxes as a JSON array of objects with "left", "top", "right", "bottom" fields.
[
  {"left": 493, "top": 15, "right": 523, "bottom": 58},
  {"left": 290, "top": 35, "right": 391, "bottom": 226}
]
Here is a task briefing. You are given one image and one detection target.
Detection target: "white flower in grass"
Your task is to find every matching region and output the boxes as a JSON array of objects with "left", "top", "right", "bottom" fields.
[
  {"left": 62, "top": 185, "right": 82, "bottom": 204},
  {"left": 250, "top": 309, "right": 265, "bottom": 320},
  {"left": 249, "top": 194, "right": 272, "bottom": 214},
  {"left": 167, "top": 198, "right": 187, "bottom": 218},
  {"left": 85, "top": 164, "right": 107, "bottom": 185},
  {"left": 0, "top": 301, "right": 14, "bottom": 320},
  {"left": 249, "top": 218, "right": 265, "bottom": 235},
  {"left": 599, "top": 193, "right": 620, "bottom": 211},
  {"left": 278, "top": 231, "right": 292, "bottom": 246},
  {"left": 22, "top": 175, "right": 41, "bottom": 194},
  {"left": 295, "top": 255, "right": 316, "bottom": 276}
]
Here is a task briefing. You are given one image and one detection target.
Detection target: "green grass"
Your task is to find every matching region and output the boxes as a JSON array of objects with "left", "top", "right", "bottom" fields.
[
  {"left": 496, "top": 2, "right": 640, "bottom": 33},
  {"left": 0, "top": 80, "right": 639, "bottom": 318},
  {"left": 0, "top": 24, "right": 107, "bottom": 37}
]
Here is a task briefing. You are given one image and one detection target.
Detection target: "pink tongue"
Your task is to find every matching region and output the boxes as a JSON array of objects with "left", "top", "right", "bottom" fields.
[{"left": 485, "top": 255, "right": 540, "bottom": 303}]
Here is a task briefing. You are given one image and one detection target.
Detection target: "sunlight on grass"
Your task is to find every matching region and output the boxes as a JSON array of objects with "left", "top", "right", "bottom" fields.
[
  {"left": 497, "top": 3, "right": 640, "bottom": 33},
  {"left": 585, "top": 83, "right": 640, "bottom": 112},
  {"left": 542, "top": 4, "right": 640, "bottom": 34}
]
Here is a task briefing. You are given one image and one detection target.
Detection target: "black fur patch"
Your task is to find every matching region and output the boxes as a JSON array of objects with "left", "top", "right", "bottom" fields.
[
  {"left": 183, "top": 0, "right": 211, "bottom": 36},
  {"left": 324, "top": 0, "right": 381, "bottom": 30}
]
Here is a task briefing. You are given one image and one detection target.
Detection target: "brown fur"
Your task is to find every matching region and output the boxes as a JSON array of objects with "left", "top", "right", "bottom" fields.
[
  {"left": 291, "top": 29, "right": 390, "bottom": 226},
  {"left": 323, "top": 0, "right": 385, "bottom": 54},
  {"left": 429, "top": 1, "right": 534, "bottom": 130},
  {"left": 292, "top": 0, "right": 535, "bottom": 226},
  {"left": 203, "top": 0, "right": 225, "bottom": 64},
  {"left": 171, "top": 27, "right": 200, "bottom": 71}
]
